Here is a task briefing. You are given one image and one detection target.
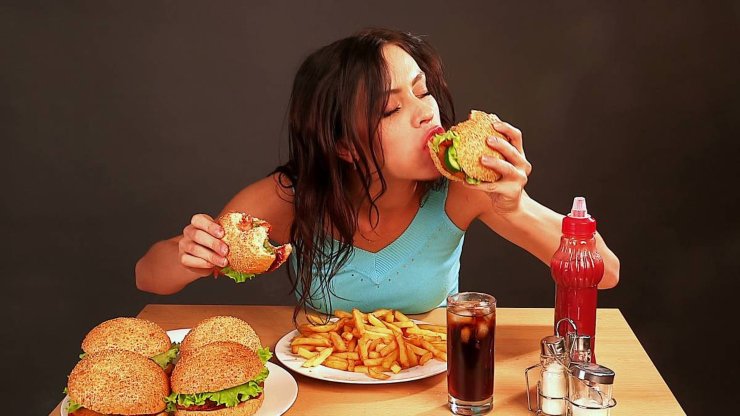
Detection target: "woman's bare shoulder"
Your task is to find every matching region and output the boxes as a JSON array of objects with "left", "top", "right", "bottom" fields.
[
  {"left": 444, "top": 180, "right": 491, "bottom": 230},
  {"left": 220, "top": 173, "right": 295, "bottom": 243}
]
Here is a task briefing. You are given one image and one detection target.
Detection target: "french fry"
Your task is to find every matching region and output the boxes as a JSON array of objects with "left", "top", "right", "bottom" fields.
[
  {"left": 367, "top": 337, "right": 382, "bottom": 352},
  {"left": 362, "top": 357, "right": 384, "bottom": 367},
  {"left": 407, "top": 343, "right": 428, "bottom": 357},
  {"left": 322, "top": 359, "right": 349, "bottom": 371},
  {"left": 347, "top": 338, "right": 357, "bottom": 352},
  {"left": 347, "top": 357, "right": 355, "bottom": 372},
  {"left": 358, "top": 336, "right": 369, "bottom": 360},
  {"left": 384, "top": 321, "right": 403, "bottom": 336},
  {"left": 368, "top": 351, "right": 380, "bottom": 359},
  {"left": 291, "top": 337, "right": 332, "bottom": 347},
  {"left": 421, "top": 340, "right": 447, "bottom": 362},
  {"left": 395, "top": 334, "right": 409, "bottom": 368},
  {"left": 390, "top": 362, "right": 402, "bottom": 373},
  {"left": 307, "top": 313, "right": 327, "bottom": 325},
  {"left": 353, "top": 365, "right": 369, "bottom": 374},
  {"left": 364, "top": 329, "right": 394, "bottom": 341},
  {"left": 417, "top": 324, "right": 446, "bottom": 334},
  {"left": 419, "top": 351, "right": 433, "bottom": 365},
  {"left": 368, "top": 367, "right": 390, "bottom": 380},
  {"left": 329, "top": 331, "right": 347, "bottom": 352},
  {"left": 292, "top": 344, "right": 316, "bottom": 354},
  {"left": 394, "top": 310, "right": 411, "bottom": 322},
  {"left": 352, "top": 309, "right": 366, "bottom": 335},
  {"left": 407, "top": 327, "right": 447, "bottom": 340},
  {"left": 341, "top": 331, "right": 354, "bottom": 341},
  {"left": 296, "top": 347, "right": 317, "bottom": 360},
  {"left": 367, "top": 313, "right": 388, "bottom": 329},
  {"left": 381, "top": 349, "right": 398, "bottom": 369},
  {"left": 394, "top": 321, "right": 416, "bottom": 329},
  {"left": 309, "top": 333, "right": 330, "bottom": 340},
  {"left": 406, "top": 343, "right": 419, "bottom": 367},
  {"left": 384, "top": 311, "right": 394, "bottom": 322},
  {"left": 302, "top": 346, "right": 333, "bottom": 367},
  {"left": 334, "top": 309, "right": 353, "bottom": 319},
  {"left": 371, "top": 308, "right": 390, "bottom": 317},
  {"left": 306, "top": 323, "right": 339, "bottom": 333},
  {"left": 431, "top": 341, "right": 447, "bottom": 352},
  {"left": 379, "top": 340, "right": 398, "bottom": 357},
  {"left": 332, "top": 351, "right": 360, "bottom": 360}
]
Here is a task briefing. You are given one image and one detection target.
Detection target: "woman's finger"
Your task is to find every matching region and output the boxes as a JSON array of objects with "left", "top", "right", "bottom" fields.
[
  {"left": 486, "top": 136, "right": 532, "bottom": 176},
  {"left": 179, "top": 238, "right": 228, "bottom": 268},
  {"left": 191, "top": 228, "right": 229, "bottom": 257},
  {"left": 190, "top": 213, "right": 224, "bottom": 238},
  {"left": 180, "top": 253, "right": 217, "bottom": 270},
  {"left": 479, "top": 156, "right": 528, "bottom": 186},
  {"left": 492, "top": 120, "right": 524, "bottom": 155}
]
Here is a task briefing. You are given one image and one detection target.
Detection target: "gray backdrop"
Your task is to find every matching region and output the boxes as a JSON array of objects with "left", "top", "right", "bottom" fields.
[{"left": 3, "top": 1, "right": 738, "bottom": 414}]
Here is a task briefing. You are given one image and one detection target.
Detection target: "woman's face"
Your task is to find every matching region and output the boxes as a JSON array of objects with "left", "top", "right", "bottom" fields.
[{"left": 375, "top": 44, "right": 443, "bottom": 182}]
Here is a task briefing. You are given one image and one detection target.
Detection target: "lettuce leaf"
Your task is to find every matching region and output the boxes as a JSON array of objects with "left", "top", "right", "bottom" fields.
[
  {"left": 62, "top": 388, "right": 83, "bottom": 413},
  {"left": 429, "top": 130, "right": 457, "bottom": 152},
  {"left": 257, "top": 346, "right": 272, "bottom": 364},
  {"left": 151, "top": 342, "right": 180, "bottom": 369},
  {"left": 220, "top": 267, "right": 256, "bottom": 283}
]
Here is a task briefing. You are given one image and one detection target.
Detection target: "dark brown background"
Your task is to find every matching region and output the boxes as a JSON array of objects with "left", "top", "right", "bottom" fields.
[{"left": 2, "top": 1, "right": 738, "bottom": 414}]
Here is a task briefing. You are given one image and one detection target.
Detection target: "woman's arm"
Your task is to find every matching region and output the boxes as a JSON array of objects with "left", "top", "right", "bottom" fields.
[{"left": 478, "top": 191, "right": 620, "bottom": 289}]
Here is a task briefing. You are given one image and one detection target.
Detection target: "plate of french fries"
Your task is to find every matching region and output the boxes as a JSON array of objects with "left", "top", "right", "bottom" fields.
[{"left": 275, "top": 308, "right": 447, "bottom": 384}]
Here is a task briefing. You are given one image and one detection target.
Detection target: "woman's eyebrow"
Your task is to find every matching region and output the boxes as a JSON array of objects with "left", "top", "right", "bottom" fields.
[{"left": 388, "top": 71, "right": 425, "bottom": 95}]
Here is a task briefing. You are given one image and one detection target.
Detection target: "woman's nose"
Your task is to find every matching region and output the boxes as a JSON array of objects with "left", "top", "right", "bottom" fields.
[{"left": 413, "top": 99, "right": 434, "bottom": 128}]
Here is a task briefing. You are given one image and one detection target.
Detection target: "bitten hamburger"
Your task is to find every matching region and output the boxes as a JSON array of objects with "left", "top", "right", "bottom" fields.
[
  {"left": 179, "top": 315, "right": 262, "bottom": 355},
  {"left": 80, "top": 317, "right": 179, "bottom": 373},
  {"left": 166, "top": 341, "right": 272, "bottom": 415},
  {"left": 66, "top": 349, "right": 170, "bottom": 416},
  {"left": 216, "top": 212, "right": 292, "bottom": 283},
  {"left": 427, "top": 110, "right": 509, "bottom": 184}
]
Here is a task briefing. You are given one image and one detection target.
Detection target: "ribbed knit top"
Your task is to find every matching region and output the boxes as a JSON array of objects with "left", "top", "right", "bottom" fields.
[{"left": 293, "top": 182, "right": 465, "bottom": 314}]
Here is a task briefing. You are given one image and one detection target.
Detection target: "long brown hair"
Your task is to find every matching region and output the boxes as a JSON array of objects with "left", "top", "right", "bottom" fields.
[{"left": 272, "top": 28, "right": 455, "bottom": 321}]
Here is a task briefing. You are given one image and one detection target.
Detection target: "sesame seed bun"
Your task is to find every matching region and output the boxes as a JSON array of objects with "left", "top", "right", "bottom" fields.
[
  {"left": 428, "top": 110, "right": 508, "bottom": 183},
  {"left": 180, "top": 315, "right": 262, "bottom": 355},
  {"left": 217, "top": 212, "right": 292, "bottom": 275},
  {"left": 81, "top": 317, "right": 171, "bottom": 358},
  {"left": 173, "top": 395, "right": 265, "bottom": 416},
  {"left": 67, "top": 349, "right": 169, "bottom": 415},
  {"left": 70, "top": 409, "right": 169, "bottom": 416},
  {"left": 171, "top": 341, "right": 264, "bottom": 395}
]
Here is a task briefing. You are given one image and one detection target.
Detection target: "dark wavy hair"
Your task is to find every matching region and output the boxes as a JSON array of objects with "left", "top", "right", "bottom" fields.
[{"left": 272, "top": 28, "right": 455, "bottom": 322}]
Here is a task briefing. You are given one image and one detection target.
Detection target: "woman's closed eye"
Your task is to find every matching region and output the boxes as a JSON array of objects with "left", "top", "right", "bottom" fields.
[{"left": 382, "top": 91, "right": 433, "bottom": 118}]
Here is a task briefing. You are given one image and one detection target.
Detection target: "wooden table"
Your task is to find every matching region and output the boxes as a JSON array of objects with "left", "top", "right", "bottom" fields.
[{"left": 51, "top": 305, "right": 684, "bottom": 415}]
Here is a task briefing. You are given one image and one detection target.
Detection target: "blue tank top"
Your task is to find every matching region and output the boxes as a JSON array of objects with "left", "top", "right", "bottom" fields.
[{"left": 293, "top": 182, "right": 464, "bottom": 314}]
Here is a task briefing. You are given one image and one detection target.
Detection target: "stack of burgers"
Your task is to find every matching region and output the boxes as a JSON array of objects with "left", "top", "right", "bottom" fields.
[{"left": 64, "top": 316, "right": 270, "bottom": 416}]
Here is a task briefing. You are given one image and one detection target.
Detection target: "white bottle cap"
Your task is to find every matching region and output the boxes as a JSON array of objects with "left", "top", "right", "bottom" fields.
[{"left": 570, "top": 197, "right": 591, "bottom": 219}]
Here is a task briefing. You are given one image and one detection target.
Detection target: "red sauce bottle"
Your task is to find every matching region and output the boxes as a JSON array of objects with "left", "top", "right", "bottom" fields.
[{"left": 552, "top": 197, "right": 604, "bottom": 362}]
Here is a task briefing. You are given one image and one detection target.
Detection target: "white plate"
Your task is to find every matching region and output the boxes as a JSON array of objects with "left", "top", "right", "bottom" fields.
[
  {"left": 274, "top": 320, "right": 447, "bottom": 384},
  {"left": 62, "top": 328, "right": 298, "bottom": 416}
]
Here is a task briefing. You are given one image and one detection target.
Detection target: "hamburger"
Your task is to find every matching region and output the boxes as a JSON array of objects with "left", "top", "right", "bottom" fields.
[
  {"left": 65, "top": 349, "right": 170, "bottom": 416},
  {"left": 216, "top": 212, "right": 292, "bottom": 283},
  {"left": 80, "top": 317, "right": 179, "bottom": 373},
  {"left": 427, "top": 110, "right": 509, "bottom": 184},
  {"left": 180, "top": 315, "right": 262, "bottom": 355},
  {"left": 165, "top": 341, "right": 272, "bottom": 415}
]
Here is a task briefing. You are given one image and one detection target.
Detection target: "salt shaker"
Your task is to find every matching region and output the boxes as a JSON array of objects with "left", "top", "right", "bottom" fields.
[
  {"left": 570, "top": 334, "right": 592, "bottom": 364},
  {"left": 568, "top": 362, "right": 617, "bottom": 416},
  {"left": 525, "top": 336, "right": 569, "bottom": 415}
]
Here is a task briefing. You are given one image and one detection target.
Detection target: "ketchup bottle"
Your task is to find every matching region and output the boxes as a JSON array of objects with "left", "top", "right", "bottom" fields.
[{"left": 552, "top": 197, "right": 604, "bottom": 362}]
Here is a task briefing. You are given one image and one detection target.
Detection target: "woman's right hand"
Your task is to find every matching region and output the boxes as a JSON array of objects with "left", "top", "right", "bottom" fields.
[{"left": 178, "top": 214, "right": 230, "bottom": 275}]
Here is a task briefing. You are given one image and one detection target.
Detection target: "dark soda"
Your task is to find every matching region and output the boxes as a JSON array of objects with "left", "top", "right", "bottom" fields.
[{"left": 447, "top": 302, "right": 496, "bottom": 403}]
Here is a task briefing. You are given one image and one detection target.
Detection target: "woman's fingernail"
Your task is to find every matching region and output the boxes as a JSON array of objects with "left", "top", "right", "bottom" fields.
[
  {"left": 217, "top": 227, "right": 224, "bottom": 238},
  {"left": 487, "top": 136, "right": 498, "bottom": 145},
  {"left": 220, "top": 245, "right": 228, "bottom": 255},
  {"left": 220, "top": 258, "right": 228, "bottom": 267},
  {"left": 481, "top": 155, "right": 493, "bottom": 163}
]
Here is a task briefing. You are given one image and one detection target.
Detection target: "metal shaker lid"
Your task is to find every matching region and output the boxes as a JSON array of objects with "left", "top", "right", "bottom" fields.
[
  {"left": 540, "top": 335, "right": 567, "bottom": 357},
  {"left": 569, "top": 362, "right": 615, "bottom": 384},
  {"left": 571, "top": 334, "right": 592, "bottom": 353}
]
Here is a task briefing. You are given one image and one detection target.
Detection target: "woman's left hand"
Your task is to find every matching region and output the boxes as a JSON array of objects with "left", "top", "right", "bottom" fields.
[{"left": 463, "top": 119, "right": 532, "bottom": 214}]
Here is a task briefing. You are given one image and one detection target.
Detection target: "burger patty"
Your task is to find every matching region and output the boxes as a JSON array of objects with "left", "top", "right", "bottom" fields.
[{"left": 177, "top": 393, "right": 263, "bottom": 412}]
